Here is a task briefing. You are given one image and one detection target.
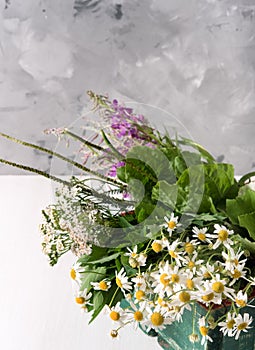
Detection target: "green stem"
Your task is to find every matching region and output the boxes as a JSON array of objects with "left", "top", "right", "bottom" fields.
[
  {"left": 0, "top": 132, "right": 124, "bottom": 187},
  {"left": 192, "top": 304, "right": 196, "bottom": 334},
  {"left": 64, "top": 130, "right": 105, "bottom": 152},
  {"left": 238, "top": 172, "right": 255, "bottom": 187},
  {"left": 109, "top": 287, "right": 120, "bottom": 308},
  {"left": 0, "top": 158, "right": 71, "bottom": 186},
  {"left": 101, "top": 130, "right": 124, "bottom": 160},
  {"left": 205, "top": 304, "right": 213, "bottom": 319}
]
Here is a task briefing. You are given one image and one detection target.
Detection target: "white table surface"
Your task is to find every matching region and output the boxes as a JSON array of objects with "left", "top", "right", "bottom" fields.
[{"left": 0, "top": 176, "right": 160, "bottom": 350}]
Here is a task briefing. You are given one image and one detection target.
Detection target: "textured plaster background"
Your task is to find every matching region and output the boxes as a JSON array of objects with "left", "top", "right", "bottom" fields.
[{"left": 0, "top": 0, "right": 255, "bottom": 175}]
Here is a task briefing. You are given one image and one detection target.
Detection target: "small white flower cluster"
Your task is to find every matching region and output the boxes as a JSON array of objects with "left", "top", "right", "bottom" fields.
[
  {"left": 40, "top": 205, "right": 73, "bottom": 264},
  {"left": 40, "top": 186, "right": 99, "bottom": 265}
]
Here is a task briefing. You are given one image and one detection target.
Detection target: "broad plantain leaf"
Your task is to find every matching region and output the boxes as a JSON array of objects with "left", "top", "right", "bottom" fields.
[
  {"left": 226, "top": 188, "right": 255, "bottom": 225},
  {"left": 238, "top": 212, "right": 255, "bottom": 241}
]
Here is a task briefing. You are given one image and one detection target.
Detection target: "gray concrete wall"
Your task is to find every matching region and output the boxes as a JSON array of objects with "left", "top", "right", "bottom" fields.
[{"left": 1, "top": 0, "right": 255, "bottom": 175}]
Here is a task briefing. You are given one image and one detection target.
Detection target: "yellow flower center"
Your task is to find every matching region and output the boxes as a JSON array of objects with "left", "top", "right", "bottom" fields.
[
  {"left": 157, "top": 297, "right": 166, "bottom": 307},
  {"left": 188, "top": 261, "right": 195, "bottom": 269},
  {"left": 202, "top": 292, "right": 214, "bottom": 302},
  {"left": 227, "top": 319, "right": 235, "bottom": 329},
  {"left": 99, "top": 280, "right": 108, "bottom": 290},
  {"left": 116, "top": 277, "right": 123, "bottom": 288},
  {"left": 186, "top": 279, "right": 194, "bottom": 290},
  {"left": 70, "top": 268, "right": 76, "bottom": 280},
  {"left": 179, "top": 291, "right": 191, "bottom": 303},
  {"left": 235, "top": 299, "right": 246, "bottom": 307},
  {"left": 75, "top": 297, "right": 85, "bottom": 304},
  {"left": 152, "top": 242, "right": 163, "bottom": 253},
  {"left": 174, "top": 306, "right": 181, "bottom": 313},
  {"left": 171, "top": 274, "right": 180, "bottom": 283},
  {"left": 237, "top": 322, "right": 248, "bottom": 331},
  {"left": 212, "top": 281, "right": 224, "bottom": 294},
  {"left": 134, "top": 311, "right": 143, "bottom": 321},
  {"left": 168, "top": 221, "right": 176, "bottom": 230},
  {"left": 185, "top": 242, "right": 194, "bottom": 254},
  {"left": 199, "top": 326, "right": 208, "bottom": 337},
  {"left": 218, "top": 229, "right": 228, "bottom": 241},
  {"left": 151, "top": 312, "right": 164, "bottom": 326},
  {"left": 203, "top": 271, "right": 211, "bottom": 279},
  {"left": 232, "top": 269, "right": 241, "bottom": 279},
  {"left": 198, "top": 232, "right": 206, "bottom": 241},
  {"left": 169, "top": 250, "right": 177, "bottom": 258},
  {"left": 160, "top": 273, "right": 170, "bottom": 287},
  {"left": 131, "top": 252, "right": 137, "bottom": 258},
  {"left": 135, "top": 290, "right": 145, "bottom": 300},
  {"left": 233, "top": 258, "right": 239, "bottom": 265},
  {"left": 110, "top": 311, "right": 120, "bottom": 321}
]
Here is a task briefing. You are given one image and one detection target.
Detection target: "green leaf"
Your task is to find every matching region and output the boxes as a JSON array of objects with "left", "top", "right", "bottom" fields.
[
  {"left": 238, "top": 172, "right": 255, "bottom": 187},
  {"left": 136, "top": 199, "right": 156, "bottom": 223},
  {"left": 85, "top": 252, "right": 121, "bottom": 265},
  {"left": 178, "top": 163, "right": 235, "bottom": 204},
  {"left": 179, "top": 137, "right": 215, "bottom": 163},
  {"left": 226, "top": 188, "right": 255, "bottom": 225},
  {"left": 127, "top": 146, "right": 174, "bottom": 181},
  {"left": 116, "top": 165, "right": 127, "bottom": 182},
  {"left": 80, "top": 266, "right": 106, "bottom": 291},
  {"left": 120, "top": 255, "right": 137, "bottom": 276},
  {"left": 89, "top": 292, "right": 105, "bottom": 324},
  {"left": 239, "top": 212, "right": 255, "bottom": 240},
  {"left": 152, "top": 181, "right": 179, "bottom": 209},
  {"left": 78, "top": 246, "right": 108, "bottom": 264},
  {"left": 236, "top": 235, "right": 255, "bottom": 256}
]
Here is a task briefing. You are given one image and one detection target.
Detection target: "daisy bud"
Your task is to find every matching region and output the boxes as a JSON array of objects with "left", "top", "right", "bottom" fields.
[{"left": 189, "top": 333, "right": 199, "bottom": 343}]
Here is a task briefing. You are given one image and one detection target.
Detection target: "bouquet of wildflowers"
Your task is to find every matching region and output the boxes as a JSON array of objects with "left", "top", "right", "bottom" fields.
[{"left": 1, "top": 92, "right": 255, "bottom": 346}]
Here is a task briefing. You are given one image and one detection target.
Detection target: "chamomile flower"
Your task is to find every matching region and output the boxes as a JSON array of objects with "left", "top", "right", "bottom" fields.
[
  {"left": 229, "top": 264, "right": 246, "bottom": 286},
  {"left": 70, "top": 262, "right": 84, "bottom": 285},
  {"left": 115, "top": 268, "right": 132, "bottom": 293},
  {"left": 125, "top": 246, "right": 147, "bottom": 268},
  {"left": 222, "top": 247, "right": 247, "bottom": 271},
  {"left": 107, "top": 302, "right": 127, "bottom": 326},
  {"left": 125, "top": 245, "right": 139, "bottom": 259},
  {"left": 198, "top": 261, "right": 216, "bottom": 280},
  {"left": 74, "top": 289, "right": 92, "bottom": 312},
  {"left": 163, "top": 213, "right": 181, "bottom": 235},
  {"left": 132, "top": 273, "right": 147, "bottom": 291},
  {"left": 183, "top": 238, "right": 199, "bottom": 255},
  {"left": 91, "top": 279, "right": 111, "bottom": 291},
  {"left": 235, "top": 290, "right": 248, "bottom": 308},
  {"left": 170, "top": 289, "right": 193, "bottom": 312},
  {"left": 183, "top": 252, "right": 204, "bottom": 274},
  {"left": 151, "top": 261, "right": 173, "bottom": 296},
  {"left": 192, "top": 226, "right": 212, "bottom": 244},
  {"left": 168, "top": 239, "right": 185, "bottom": 267},
  {"left": 184, "top": 271, "right": 203, "bottom": 291},
  {"left": 151, "top": 239, "right": 164, "bottom": 253},
  {"left": 208, "top": 224, "right": 234, "bottom": 249},
  {"left": 196, "top": 280, "right": 221, "bottom": 306},
  {"left": 234, "top": 313, "right": 253, "bottom": 340},
  {"left": 125, "top": 300, "right": 148, "bottom": 330},
  {"left": 218, "top": 312, "right": 236, "bottom": 337},
  {"left": 210, "top": 274, "right": 235, "bottom": 301},
  {"left": 198, "top": 317, "right": 213, "bottom": 345},
  {"left": 145, "top": 305, "right": 172, "bottom": 332}
]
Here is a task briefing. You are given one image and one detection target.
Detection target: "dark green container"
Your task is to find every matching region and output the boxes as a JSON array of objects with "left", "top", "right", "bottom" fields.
[{"left": 157, "top": 300, "right": 255, "bottom": 350}]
